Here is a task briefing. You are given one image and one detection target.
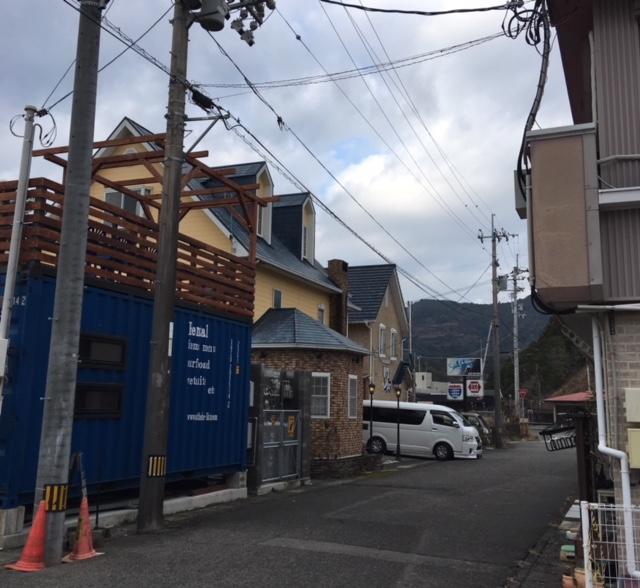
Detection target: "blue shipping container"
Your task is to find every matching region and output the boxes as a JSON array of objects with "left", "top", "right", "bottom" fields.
[{"left": 0, "top": 272, "right": 251, "bottom": 508}]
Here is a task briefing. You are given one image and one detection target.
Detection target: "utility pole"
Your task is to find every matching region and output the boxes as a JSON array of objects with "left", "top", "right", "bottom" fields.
[
  {"left": 33, "top": 0, "right": 109, "bottom": 566},
  {"left": 137, "top": 0, "right": 275, "bottom": 532},
  {"left": 512, "top": 258, "right": 520, "bottom": 419},
  {"left": 0, "top": 105, "right": 37, "bottom": 416},
  {"left": 137, "top": 0, "right": 189, "bottom": 533},
  {"left": 478, "top": 215, "right": 514, "bottom": 449},
  {"left": 511, "top": 255, "right": 526, "bottom": 418}
]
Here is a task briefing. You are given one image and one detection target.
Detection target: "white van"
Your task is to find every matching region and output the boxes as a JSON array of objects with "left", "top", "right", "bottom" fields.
[{"left": 362, "top": 400, "right": 482, "bottom": 460}]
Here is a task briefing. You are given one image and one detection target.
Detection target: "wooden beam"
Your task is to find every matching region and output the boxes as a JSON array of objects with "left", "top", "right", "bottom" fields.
[{"left": 32, "top": 133, "right": 166, "bottom": 157}]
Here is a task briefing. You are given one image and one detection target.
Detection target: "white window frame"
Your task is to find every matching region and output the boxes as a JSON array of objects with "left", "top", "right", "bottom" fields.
[
  {"left": 105, "top": 187, "right": 147, "bottom": 217},
  {"left": 311, "top": 372, "right": 331, "bottom": 419},
  {"left": 379, "top": 323, "right": 386, "bottom": 357},
  {"left": 390, "top": 329, "right": 398, "bottom": 360},
  {"left": 348, "top": 375, "right": 358, "bottom": 419},
  {"left": 273, "top": 288, "right": 283, "bottom": 309},
  {"left": 257, "top": 202, "right": 272, "bottom": 243},
  {"left": 318, "top": 304, "right": 325, "bottom": 324}
]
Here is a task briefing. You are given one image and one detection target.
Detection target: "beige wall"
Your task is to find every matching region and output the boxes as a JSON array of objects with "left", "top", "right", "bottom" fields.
[
  {"left": 255, "top": 266, "right": 331, "bottom": 323},
  {"left": 349, "top": 282, "right": 410, "bottom": 401}
]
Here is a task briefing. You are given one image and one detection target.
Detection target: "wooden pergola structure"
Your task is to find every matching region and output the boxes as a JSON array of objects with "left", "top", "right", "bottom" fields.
[{"left": 0, "top": 133, "right": 271, "bottom": 319}]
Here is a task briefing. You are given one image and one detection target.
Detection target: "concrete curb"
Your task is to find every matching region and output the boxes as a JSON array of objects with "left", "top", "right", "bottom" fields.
[{"left": 0, "top": 487, "right": 247, "bottom": 552}]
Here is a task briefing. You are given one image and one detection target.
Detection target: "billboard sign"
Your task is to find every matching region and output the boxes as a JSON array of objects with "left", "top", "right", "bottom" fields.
[
  {"left": 446, "top": 357, "right": 481, "bottom": 376},
  {"left": 466, "top": 379, "right": 484, "bottom": 398},
  {"left": 447, "top": 383, "right": 464, "bottom": 401}
]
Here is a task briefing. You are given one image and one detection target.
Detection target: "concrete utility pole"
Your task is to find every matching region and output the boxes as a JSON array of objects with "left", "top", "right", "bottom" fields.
[
  {"left": 478, "top": 215, "right": 514, "bottom": 450},
  {"left": 511, "top": 255, "right": 526, "bottom": 418},
  {"left": 34, "top": 0, "right": 109, "bottom": 566},
  {"left": 0, "top": 105, "right": 37, "bottom": 416},
  {"left": 137, "top": 0, "right": 189, "bottom": 533},
  {"left": 137, "top": 0, "right": 275, "bottom": 532}
]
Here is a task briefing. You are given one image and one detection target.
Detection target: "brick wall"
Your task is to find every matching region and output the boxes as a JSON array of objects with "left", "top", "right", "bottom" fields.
[
  {"left": 602, "top": 313, "right": 640, "bottom": 503},
  {"left": 252, "top": 348, "right": 364, "bottom": 459}
]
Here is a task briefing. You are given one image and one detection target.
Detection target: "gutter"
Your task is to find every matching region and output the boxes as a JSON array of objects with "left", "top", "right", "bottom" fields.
[{"left": 589, "top": 310, "right": 640, "bottom": 580}]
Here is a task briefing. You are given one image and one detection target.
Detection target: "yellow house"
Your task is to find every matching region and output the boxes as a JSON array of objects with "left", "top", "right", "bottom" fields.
[
  {"left": 347, "top": 265, "right": 412, "bottom": 401},
  {"left": 92, "top": 118, "right": 343, "bottom": 324}
]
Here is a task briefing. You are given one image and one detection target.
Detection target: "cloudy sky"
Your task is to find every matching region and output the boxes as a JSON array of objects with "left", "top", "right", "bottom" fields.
[{"left": 0, "top": 0, "right": 572, "bottom": 304}]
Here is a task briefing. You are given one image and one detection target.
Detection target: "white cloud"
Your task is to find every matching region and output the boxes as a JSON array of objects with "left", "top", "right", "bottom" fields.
[{"left": 0, "top": 0, "right": 572, "bottom": 304}]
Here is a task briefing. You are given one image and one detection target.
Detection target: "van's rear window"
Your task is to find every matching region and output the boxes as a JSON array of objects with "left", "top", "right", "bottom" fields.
[{"left": 363, "top": 406, "right": 426, "bottom": 425}]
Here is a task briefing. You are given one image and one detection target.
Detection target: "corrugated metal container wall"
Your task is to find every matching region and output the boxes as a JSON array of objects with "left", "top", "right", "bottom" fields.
[
  {"left": 594, "top": 0, "right": 640, "bottom": 188},
  {"left": 0, "top": 273, "right": 250, "bottom": 508}
]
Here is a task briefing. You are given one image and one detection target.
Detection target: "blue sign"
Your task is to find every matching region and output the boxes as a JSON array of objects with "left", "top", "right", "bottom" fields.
[{"left": 447, "top": 383, "right": 464, "bottom": 401}]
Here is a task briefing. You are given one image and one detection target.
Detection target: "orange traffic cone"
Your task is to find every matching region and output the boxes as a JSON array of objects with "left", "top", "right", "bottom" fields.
[
  {"left": 5, "top": 501, "right": 47, "bottom": 572},
  {"left": 63, "top": 496, "right": 102, "bottom": 562}
]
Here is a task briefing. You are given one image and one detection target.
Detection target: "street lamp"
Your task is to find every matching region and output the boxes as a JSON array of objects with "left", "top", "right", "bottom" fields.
[
  {"left": 368, "top": 382, "right": 375, "bottom": 448},
  {"left": 395, "top": 385, "right": 401, "bottom": 460}
]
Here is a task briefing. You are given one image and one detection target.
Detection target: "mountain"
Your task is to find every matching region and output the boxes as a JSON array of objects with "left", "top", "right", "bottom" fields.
[{"left": 409, "top": 295, "right": 550, "bottom": 381}]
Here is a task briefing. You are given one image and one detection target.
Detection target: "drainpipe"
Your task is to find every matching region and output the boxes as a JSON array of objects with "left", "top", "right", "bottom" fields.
[{"left": 592, "top": 315, "right": 639, "bottom": 579}]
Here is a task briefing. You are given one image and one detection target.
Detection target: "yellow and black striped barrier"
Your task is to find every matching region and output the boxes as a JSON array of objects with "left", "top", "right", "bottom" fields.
[
  {"left": 147, "top": 455, "right": 167, "bottom": 478},
  {"left": 44, "top": 484, "right": 69, "bottom": 512}
]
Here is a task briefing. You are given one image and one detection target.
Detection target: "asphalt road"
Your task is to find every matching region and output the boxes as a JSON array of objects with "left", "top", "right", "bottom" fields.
[{"left": 1, "top": 440, "right": 575, "bottom": 588}]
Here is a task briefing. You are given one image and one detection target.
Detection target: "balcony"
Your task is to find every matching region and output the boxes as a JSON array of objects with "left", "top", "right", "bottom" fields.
[{"left": 0, "top": 178, "right": 256, "bottom": 320}]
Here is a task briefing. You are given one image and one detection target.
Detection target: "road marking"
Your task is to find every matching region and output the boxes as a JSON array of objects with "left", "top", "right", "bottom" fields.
[{"left": 261, "top": 537, "right": 505, "bottom": 574}]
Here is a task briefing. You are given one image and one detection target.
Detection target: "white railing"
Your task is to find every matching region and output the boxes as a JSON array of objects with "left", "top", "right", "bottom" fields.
[{"left": 581, "top": 501, "right": 640, "bottom": 587}]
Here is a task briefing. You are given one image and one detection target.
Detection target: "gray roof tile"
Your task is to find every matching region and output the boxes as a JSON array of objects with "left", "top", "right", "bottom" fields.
[
  {"left": 347, "top": 264, "right": 396, "bottom": 323},
  {"left": 252, "top": 309, "right": 368, "bottom": 354}
]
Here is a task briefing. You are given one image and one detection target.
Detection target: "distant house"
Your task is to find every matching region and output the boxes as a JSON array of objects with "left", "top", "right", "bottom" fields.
[{"left": 347, "top": 265, "right": 412, "bottom": 400}]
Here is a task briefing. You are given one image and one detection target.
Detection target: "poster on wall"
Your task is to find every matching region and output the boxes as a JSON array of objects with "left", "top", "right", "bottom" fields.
[
  {"left": 446, "top": 357, "right": 481, "bottom": 376},
  {"left": 447, "top": 383, "right": 464, "bottom": 401}
]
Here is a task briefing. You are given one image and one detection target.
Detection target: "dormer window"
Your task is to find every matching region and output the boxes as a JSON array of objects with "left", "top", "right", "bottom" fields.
[
  {"left": 302, "top": 200, "right": 315, "bottom": 261},
  {"left": 256, "top": 168, "right": 273, "bottom": 244}
]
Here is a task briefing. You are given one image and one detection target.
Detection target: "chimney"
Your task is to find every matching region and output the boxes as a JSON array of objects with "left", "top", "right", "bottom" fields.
[{"left": 327, "top": 259, "right": 349, "bottom": 335}]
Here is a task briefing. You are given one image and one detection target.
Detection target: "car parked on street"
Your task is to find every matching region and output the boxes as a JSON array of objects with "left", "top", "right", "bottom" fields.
[
  {"left": 461, "top": 412, "right": 492, "bottom": 448},
  {"left": 363, "top": 400, "right": 482, "bottom": 460}
]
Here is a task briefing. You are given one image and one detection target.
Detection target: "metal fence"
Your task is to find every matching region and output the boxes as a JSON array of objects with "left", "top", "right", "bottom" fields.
[{"left": 581, "top": 501, "right": 640, "bottom": 587}]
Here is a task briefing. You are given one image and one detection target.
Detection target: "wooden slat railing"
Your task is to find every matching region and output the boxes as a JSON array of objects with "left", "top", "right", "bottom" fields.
[{"left": 0, "top": 178, "right": 255, "bottom": 319}]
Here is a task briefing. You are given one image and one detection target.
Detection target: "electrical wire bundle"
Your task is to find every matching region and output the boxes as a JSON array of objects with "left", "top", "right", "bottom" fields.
[{"left": 502, "top": 0, "right": 561, "bottom": 315}]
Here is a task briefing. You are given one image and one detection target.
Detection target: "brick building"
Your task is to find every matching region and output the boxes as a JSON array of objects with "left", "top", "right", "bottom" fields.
[{"left": 252, "top": 308, "right": 369, "bottom": 472}]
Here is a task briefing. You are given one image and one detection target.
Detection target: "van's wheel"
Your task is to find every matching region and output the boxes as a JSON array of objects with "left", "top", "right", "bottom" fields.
[
  {"left": 367, "top": 437, "right": 387, "bottom": 455},
  {"left": 434, "top": 443, "right": 453, "bottom": 461}
]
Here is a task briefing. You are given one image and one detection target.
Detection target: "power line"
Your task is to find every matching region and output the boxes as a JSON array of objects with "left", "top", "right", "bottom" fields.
[
  {"left": 48, "top": 2, "right": 175, "bottom": 112},
  {"left": 56, "top": 0, "right": 488, "bottom": 316},
  {"left": 225, "top": 114, "right": 488, "bottom": 316},
  {"left": 319, "top": 0, "right": 524, "bottom": 17},
  {"left": 207, "top": 32, "right": 491, "bottom": 302},
  {"left": 352, "top": 1, "right": 493, "bottom": 226},
  {"left": 195, "top": 32, "right": 502, "bottom": 89},
  {"left": 341, "top": 5, "right": 491, "bottom": 232},
  {"left": 318, "top": 4, "right": 481, "bottom": 243},
  {"left": 277, "top": 8, "right": 483, "bottom": 248}
]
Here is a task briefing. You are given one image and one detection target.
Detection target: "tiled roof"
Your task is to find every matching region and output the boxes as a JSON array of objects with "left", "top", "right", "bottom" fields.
[
  {"left": 347, "top": 264, "right": 396, "bottom": 323},
  {"left": 252, "top": 308, "right": 368, "bottom": 354},
  {"left": 108, "top": 119, "right": 339, "bottom": 293},
  {"left": 273, "top": 193, "right": 309, "bottom": 208},
  {"left": 210, "top": 205, "right": 340, "bottom": 293}
]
